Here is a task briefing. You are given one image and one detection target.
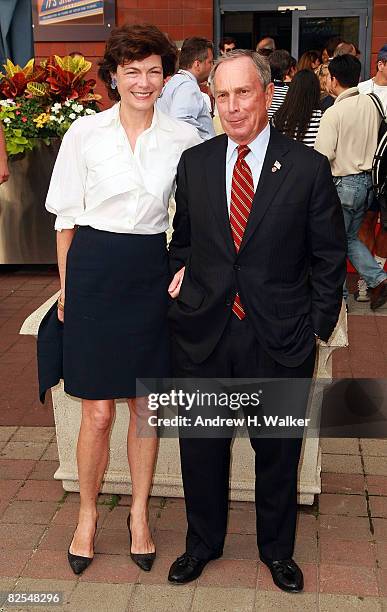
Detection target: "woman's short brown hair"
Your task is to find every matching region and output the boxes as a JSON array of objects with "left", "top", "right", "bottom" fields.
[{"left": 98, "top": 23, "right": 178, "bottom": 101}]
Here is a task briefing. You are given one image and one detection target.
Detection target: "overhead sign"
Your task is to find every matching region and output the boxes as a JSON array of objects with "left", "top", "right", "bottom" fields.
[{"left": 38, "top": 0, "right": 104, "bottom": 25}]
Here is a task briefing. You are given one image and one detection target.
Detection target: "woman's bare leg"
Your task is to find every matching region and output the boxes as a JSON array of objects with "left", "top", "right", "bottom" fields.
[
  {"left": 69, "top": 399, "right": 115, "bottom": 556},
  {"left": 127, "top": 397, "right": 158, "bottom": 554}
]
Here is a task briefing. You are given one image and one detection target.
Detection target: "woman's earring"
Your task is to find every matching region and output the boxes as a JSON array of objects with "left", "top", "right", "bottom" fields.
[{"left": 111, "top": 77, "right": 117, "bottom": 90}]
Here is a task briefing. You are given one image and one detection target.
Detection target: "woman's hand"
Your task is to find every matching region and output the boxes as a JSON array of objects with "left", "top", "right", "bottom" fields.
[
  {"left": 0, "top": 157, "right": 9, "bottom": 185},
  {"left": 0, "top": 125, "right": 9, "bottom": 185},
  {"left": 57, "top": 294, "right": 65, "bottom": 322},
  {"left": 56, "top": 229, "right": 75, "bottom": 323},
  {"left": 168, "top": 267, "right": 185, "bottom": 298}
]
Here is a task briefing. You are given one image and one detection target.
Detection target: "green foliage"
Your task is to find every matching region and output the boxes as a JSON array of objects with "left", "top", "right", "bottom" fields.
[
  {"left": 1, "top": 54, "right": 100, "bottom": 158},
  {"left": 0, "top": 96, "right": 98, "bottom": 157}
]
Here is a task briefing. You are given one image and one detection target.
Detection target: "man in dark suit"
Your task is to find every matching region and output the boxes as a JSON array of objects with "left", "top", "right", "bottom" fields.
[{"left": 166, "top": 49, "right": 346, "bottom": 592}]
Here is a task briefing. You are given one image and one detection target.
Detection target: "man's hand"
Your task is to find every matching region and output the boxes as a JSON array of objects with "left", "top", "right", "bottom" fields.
[
  {"left": 168, "top": 267, "right": 185, "bottom": 298},
  {"left": 57, "top": 293, "right": 64, "bottom": 323},
  {"left": 0, "top": 158, "right": 9, "bottom": 185}
]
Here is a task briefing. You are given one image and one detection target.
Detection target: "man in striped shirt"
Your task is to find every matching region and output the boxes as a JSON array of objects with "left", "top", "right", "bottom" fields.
[{"left": 268, "top": 50, "right": 291, "bottom": 119}]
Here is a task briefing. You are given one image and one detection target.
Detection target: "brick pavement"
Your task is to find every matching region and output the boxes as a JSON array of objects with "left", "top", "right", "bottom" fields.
[
  {"left": 0, "top": 429, "right": 386, "bottom": 610},
  {"left": 0, "top": 268, "right": 59, "bottom": 428},
  {"left": 0, "top": 268, "right": 387, "bottom": 610}
]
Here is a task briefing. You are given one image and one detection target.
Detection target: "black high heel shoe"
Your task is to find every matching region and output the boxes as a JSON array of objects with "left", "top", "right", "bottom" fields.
[
  {"left": 67, "top": 519, "right": 97, "bottom": 575},
  {"left": 127, "top": 515, "right": 156, "bottom": 572}
]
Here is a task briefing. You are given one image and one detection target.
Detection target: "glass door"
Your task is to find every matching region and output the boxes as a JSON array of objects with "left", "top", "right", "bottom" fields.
[{"left": 291, "top": 9, "right": 368, "bottom": 79}]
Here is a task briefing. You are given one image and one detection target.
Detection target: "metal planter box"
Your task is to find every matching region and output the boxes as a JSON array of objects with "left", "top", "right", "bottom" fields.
[{"left": 0, "top": 139, "right": 60, "bottom": 264}]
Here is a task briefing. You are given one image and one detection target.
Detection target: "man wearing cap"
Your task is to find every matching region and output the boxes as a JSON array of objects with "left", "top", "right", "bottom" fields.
[
  {"left": 356, "top": 44, "right": 387, "bottom": 299},
  {"left": 358, "top": 44, "right": 387, "bottom": 112}
]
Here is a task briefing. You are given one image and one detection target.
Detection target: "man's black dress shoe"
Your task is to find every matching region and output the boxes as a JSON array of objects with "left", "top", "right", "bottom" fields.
[
  {"left": 260, "top": 557, "right": 304, "bottom": 592},
  {"left": 127, "top": 516, "right": 156, "bottom": 572},
  {"left": 168, "top": 553, "right": 211, "bottom": 584}
]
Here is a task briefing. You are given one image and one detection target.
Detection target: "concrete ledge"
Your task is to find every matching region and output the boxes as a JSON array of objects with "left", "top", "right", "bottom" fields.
[{"left": 20, "top": 292, "right": 60, "bottom": 336}]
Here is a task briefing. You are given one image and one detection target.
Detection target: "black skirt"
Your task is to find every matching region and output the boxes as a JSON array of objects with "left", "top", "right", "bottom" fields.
[{"left": 58, "top": 226, "right": 170, "bottom": 400}]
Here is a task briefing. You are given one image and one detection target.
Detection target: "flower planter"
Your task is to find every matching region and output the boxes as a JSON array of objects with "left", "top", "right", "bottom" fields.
[
  {"left": 0, "top": 54, "right": 100, "bottom": 265},
  {"left": 0, "top": 138, "right": 60, "bottom": 264}
]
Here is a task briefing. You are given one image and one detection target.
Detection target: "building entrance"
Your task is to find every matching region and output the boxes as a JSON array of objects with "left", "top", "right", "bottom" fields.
[
  {"left": 217, "top": 2, "right": 371, "bottom": 78},
  {"left": 222, "top": 10, "right": 292, "bottom": 52}
]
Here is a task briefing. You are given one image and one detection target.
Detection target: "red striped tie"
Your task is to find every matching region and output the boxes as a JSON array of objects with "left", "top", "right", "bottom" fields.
[{"left": 230, "top": 145, "right": 254, "bottom": 320}]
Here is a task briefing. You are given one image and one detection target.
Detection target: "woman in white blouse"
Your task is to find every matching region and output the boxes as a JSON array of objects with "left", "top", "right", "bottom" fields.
[{"left": 39, "top": 24, "right": 201, "bottom": 575}]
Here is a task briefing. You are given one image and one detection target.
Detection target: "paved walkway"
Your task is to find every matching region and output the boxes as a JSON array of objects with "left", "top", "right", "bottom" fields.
[
  {"left": 0, "top": 428, "right": 386, "bottom": 611},
  {"left": 0, "top": 268, "right": 59, "bottom": 428},
  {"left": 0, "top": 269, "right": 386, "bottom": 611}
]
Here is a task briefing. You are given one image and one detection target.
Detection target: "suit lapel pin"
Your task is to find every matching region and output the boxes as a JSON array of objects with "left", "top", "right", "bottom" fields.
[{"left": 271, "top": 160, "right": 282, "bottom": 173}]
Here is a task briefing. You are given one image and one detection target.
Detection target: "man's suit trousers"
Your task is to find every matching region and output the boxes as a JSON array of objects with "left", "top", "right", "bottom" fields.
[{"left": 172, "top": 313, "right": 316, "bottom": 561}]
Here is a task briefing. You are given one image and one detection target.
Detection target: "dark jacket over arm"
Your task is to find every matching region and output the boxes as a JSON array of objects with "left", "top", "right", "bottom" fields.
[{"left": 37, "top": 302, "right": 63, "bottom": 403}]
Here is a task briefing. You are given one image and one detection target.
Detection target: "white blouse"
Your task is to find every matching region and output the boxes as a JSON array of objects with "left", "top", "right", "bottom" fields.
[{"left": 45, "top": 102, "right": 201, "bottom": 234}]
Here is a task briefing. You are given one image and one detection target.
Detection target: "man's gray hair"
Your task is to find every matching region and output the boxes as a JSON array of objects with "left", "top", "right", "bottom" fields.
[{"left": 209, "top": 49, "right": 271, "bottom": 93}]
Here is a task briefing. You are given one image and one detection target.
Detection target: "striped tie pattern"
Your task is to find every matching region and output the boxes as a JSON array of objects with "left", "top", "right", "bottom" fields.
[{"left": 230, "top": 145, "right": 254, "bottom": 320}]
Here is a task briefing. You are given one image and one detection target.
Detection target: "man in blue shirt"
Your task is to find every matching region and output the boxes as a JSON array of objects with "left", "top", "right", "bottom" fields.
[{"left": 157, "top": 37, "right": 215, "bottom": 141}]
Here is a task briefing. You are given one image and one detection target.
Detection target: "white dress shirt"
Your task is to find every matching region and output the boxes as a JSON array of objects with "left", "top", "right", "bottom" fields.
[
  {"left": 46, "top": 103, "right": 201, "bottom": 233},
  {"left": 225, "top": 123, "right": 271, "bottom": 212}
]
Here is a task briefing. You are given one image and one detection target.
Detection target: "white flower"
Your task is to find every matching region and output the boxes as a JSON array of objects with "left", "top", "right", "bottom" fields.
[
  {"left": 64, "top": 100, "right": 71, "bottom": 107},
  {"left": 49, "top": 115, "right": 57, "bottom": 122},
  {"left": 51, "top": 103, "right": 61, "bottom": 114},
  {"left": 3, "top": 117, "right": 11, "bottom": 123},
  {"left": 85, "top": 108, "right": 96, "bottom": 115},
  {"left": 69, "top": 113, "right": 76, "bottom": 120},
  {"left": 58, "top": 116, "right": 65, "bottom": 123},
  {"left": 0, "top": 99, "right": 15, "bottom": 107}
]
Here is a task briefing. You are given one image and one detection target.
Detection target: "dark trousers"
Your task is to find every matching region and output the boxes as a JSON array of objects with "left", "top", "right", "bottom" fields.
[{"left": 172, "top": 314, "right": 316, "bottom": 561}]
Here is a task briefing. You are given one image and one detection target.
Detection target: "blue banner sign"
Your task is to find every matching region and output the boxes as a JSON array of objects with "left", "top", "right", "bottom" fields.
[{"left": 39, "top": 0, "right": 104, "bottom": 25}]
